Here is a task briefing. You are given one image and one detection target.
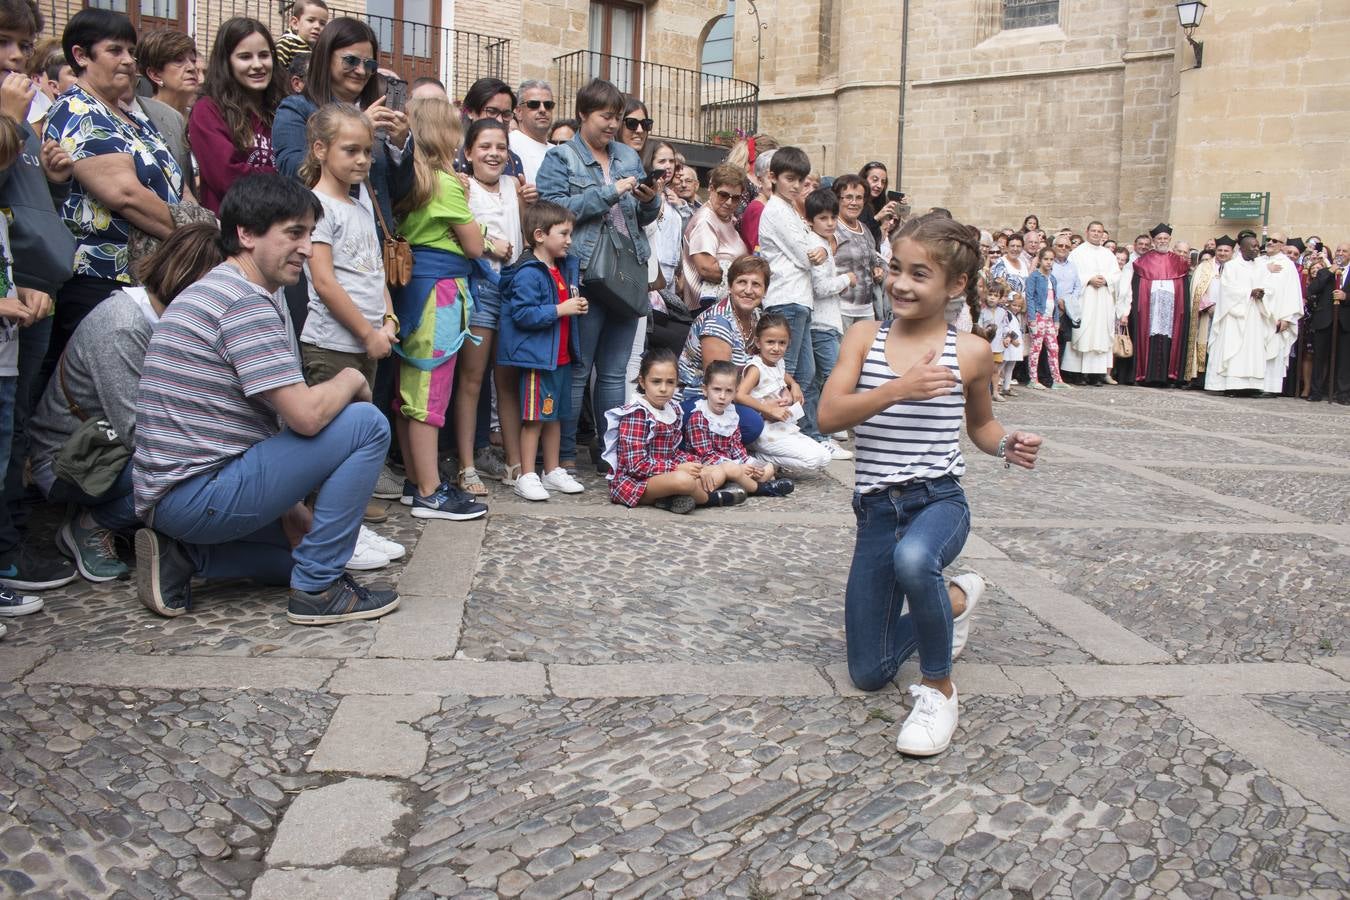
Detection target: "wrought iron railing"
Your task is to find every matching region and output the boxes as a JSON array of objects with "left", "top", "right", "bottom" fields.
[
  {"left": 553, "top": 50, "right": 758, "bottom": 149},
  {"left": 41, "top": 0, "right": 513, "bottom": 92}
]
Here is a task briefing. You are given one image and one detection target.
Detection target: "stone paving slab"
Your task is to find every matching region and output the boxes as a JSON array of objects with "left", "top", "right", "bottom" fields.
[
  {"left": 1129, "top": 407, "right": 1350, "bottom": 435},
  {"left": 550, "top": 662, "right": 834, "bottom": 698},
  {"left": 250, "top": 866, "right": 398, "bottom": 900},
  {"left": 329, "top": 659, "right": 549, "bottom": 695},
  {"left": 1258, "top": 692, "right": 1350, "bottom": 757},
  {"left": 267, "top": 779, "right": 410, "bottom": 867},
  {"left": 27, "top": 650, "right": 336, "bottom": 690},
  {"left": 1050, "top": 662, "right": 1349, "bottom": 697},
  {"left": 1253, "top": 432, "right": 1350, "bottom": 459},
  {"left": 1149, "top": 466, "right": 1350, "bottom": 522},
  {"left": 401, "top": 693, "right": 1350, "bottom": 899},
  {"left": 1039, "top": 427, "right": 1314, "bottom": 467},
  {"left": 0, "top": 683, "right": 335, "bottom": 897},
  {"left": 987, "top": 528, "right": 1350, "bottom": 664}
]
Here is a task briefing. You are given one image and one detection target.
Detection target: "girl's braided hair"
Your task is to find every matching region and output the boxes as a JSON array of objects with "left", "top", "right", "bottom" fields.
[{"left": 892, "top": 212, "right": 983, "bottom": 322}]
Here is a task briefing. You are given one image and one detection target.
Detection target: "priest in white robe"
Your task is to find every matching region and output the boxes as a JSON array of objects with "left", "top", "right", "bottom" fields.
[
  {"left": 1254, "top": 233, "right": 1304, "bottom": 394},
  {"left": 1205, "top": 232, "right": 1268, "bottom": 393},
  {"left": 1063, "top": 221, "right": 1123, "bottom": 384}
]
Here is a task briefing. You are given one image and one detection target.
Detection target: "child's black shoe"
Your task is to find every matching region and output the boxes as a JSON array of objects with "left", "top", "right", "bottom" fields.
[
  {"left": 654, "top": 495, "right": 697, "bottom": 514},
  {"left": 704, "top": 486, "right": 747, "bottom": 507},
  {"left": 755, "top": 478, "right": 795, "bottom": 498}
]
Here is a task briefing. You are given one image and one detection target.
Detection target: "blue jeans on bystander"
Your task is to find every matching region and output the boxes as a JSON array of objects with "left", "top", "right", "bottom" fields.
[
  {"left": 560, "top": 304, "right": 640, "bottom": 464},
  {"left": 804, "top": 327, "right": 841, "bottom": 442},
  {"left": 845, "top": 476, "right": 970, "bottom": 691},
  {"left": 151, "top": 403, "right": 390, "bottom": 593}
]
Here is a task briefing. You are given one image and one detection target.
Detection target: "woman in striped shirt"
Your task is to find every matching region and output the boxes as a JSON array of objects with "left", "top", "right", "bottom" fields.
[{"left": 819, "top": 214, "right": 1042, "bottom": 758}]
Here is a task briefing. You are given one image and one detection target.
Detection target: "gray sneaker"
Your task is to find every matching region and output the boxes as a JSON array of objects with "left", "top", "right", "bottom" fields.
[
  {"left": 134, "top": 529, "right": 193, "bottom": 618},
  {"left": 372, "top": 465, "right": 403, "bottom": 500},
  {"left": 473, "top": 445, "right": 507, "bottom": 480}
]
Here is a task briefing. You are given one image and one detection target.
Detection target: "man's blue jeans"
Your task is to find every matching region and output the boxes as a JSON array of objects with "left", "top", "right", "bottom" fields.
[
  {"left": 560, "top": 303, "right": 640, "bottom": 463},
  {"left": 805, "top": 327, "right": 840, "bottom": 442},
  {"left": 151, "top": 404, "right": 390, "bottom": 593},
  {"left": 845, "top": 476, "right": 970, "bottom": 691},
  {"left": 0, "top": 376, "right": 15, "bottom": 493},
  {"left": 46, "top": 461, "right": 139, "bottom": 531}
]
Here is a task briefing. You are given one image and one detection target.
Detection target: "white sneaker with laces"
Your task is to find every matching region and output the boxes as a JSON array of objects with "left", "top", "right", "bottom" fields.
[
  {"left": 513, "top": 472, "right": 550, "bottom": 501},
  {"left": 895, "top": 683, "right": 959, "bottom": 756},
  {"left": 825, "top": 439, "right": 854, "bottom": 461},
  {"left": 831, "top": 430, "right": 849, "bottom": 441},
  {"left": 346, "top": 530, "right": 391, "bottom": 571},
  {"left": 949, "top": 573, "right": 985, "bottom": 660},
  {"left": 360, "top": 525, "right": 406, "bottom": 561},
  {"left": 541, "top": 467, "right": 585, "bottom": 494}
]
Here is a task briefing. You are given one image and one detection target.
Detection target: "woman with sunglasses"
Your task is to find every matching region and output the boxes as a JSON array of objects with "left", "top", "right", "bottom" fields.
[
  {"left": 509, "top": 79, "right": 555, "bottom": 183},
  {"left": 273, "top": 17, "right": 411, "bottom": 243},
  {"left": 619, "top": 96, "right": 652, "bottom": 155},
  {"left": 455, "top": 78, "right": 526, "bottom": 182},
  {"left": 680, "top": 163, "right": 748, "bottom": 311},
  {"left": 536, "top": 78, "right": 661, "bottom": 474}
]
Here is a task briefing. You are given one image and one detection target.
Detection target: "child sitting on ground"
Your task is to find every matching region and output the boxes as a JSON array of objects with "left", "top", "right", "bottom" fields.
[
  {"left": 603, "top": 348, "right": 737, "bottom": 513},
  {"left": 496, "top": 201, "right": 586, "bottom": 502},
  {"left": 736, "top": 313, "right": 832, "bottom": 474},
  {"left": 684, "top": 360, "right": 795, "bottom": 498},
  {"left": 274, "top": 0, "right": 329, "bottom": 68}
]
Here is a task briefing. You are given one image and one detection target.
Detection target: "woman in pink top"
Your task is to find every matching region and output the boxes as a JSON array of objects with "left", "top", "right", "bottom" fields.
[{"left": 680, "top": 163, "right": 749, "bottom": 310}]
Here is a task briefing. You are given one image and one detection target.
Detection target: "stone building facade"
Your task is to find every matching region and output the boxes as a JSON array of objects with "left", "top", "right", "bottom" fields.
[{"left": 740, "top": 0, "right": 1348, "bottom": 240}]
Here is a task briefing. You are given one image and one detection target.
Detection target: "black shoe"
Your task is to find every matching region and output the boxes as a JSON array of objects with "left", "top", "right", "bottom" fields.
[
  {"left": 653, "top": 496, "right": 696, "bottom": 515},
  {"left": 704, "top": 486, "right": 747, "bottom": 507},
  {"left": 287, "top": 574, "right": 400, "bottom": 626},
  {"left": 134, "top": 529, "right": 193, "bottom": 618},
  {"left": 755, "top": 478, "right": 796, "bottom": 498},
  {"left": 0, "top": 546, "right": 78, "bottom": 592}
]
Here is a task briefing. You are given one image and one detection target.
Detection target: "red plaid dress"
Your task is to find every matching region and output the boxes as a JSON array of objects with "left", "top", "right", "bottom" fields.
[
  {"left": 609, "top": 406, "right": 697, "bottom": 507},
  {"left": 684, "top": 410, "right": 751, "bottom": 465}
]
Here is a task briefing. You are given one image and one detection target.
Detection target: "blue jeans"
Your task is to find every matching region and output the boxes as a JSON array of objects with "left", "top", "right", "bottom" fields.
[
  {"left": 151, "top": 404, "right": 390, "bottom": 593},
  {"left": 0, "top": 315, "right": 52, "bottom": 555},
  {"left": 845, "top": 476, "right": 970, "bottom": 690},
  {"left": 805, "top": 328, "right": 840, "bottom": 442},
  {"left": 678, "top": 395, "right": 765, "bottom": 446},
  {"left": 47, "top": 461, "right": 139, "bottom": 531},
  {"left": 0, "top": 376, "right": 15, "bottom": 494},
  {"left": 560, "top": 303, "right": 640, "bottom": 463}
]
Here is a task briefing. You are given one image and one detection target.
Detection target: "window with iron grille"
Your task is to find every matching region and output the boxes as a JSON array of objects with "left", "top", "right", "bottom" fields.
[{"left": 1002, "top": 0, "right": 1058, "bottom": 29}]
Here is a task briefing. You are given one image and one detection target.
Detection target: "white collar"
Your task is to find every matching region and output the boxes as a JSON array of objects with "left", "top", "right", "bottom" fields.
[
  {"left": 634, "top": 394, "right": 678, "bottom": 425},
  {"left": 125, "top": 286, "right": 160, "bottom": 327},
  {"left": 694, "top": 399, "right": 739, "bottom": 436}
]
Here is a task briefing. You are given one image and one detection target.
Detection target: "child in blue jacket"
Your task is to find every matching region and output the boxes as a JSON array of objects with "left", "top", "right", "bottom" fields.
[{"left": 497, "top": 202, "right": 587, "bottom": 501}]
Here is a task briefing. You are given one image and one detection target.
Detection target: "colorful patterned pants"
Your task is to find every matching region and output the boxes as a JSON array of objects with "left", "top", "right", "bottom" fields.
[{"left": 1028, "top": 314, "right": 1063, "bottom": 384}]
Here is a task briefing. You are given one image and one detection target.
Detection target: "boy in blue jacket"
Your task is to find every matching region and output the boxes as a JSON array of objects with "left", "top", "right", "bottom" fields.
[{"left": 497, "top": 201, "right": 587, "bottom": 501}]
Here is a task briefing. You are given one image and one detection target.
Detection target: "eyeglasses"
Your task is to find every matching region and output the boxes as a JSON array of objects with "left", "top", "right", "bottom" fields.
[
  {"left": 523, "top": 99, "right": 555, "bottom": 111},
  {"left": 339, "top": 54, "right": 378, "bottom": 74},
  {"left": 623, "top": 117, "right": 654, "bottom": 132},
  {"left": 713, "top": 189, "right": 738, "bottom": 202},
  {"left": 482, "top": 106, "right": 512, "bottom": 120}
]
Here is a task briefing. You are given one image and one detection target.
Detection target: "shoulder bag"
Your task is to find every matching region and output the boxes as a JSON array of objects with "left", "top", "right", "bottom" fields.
[
  {"left": 371, "top": 186, "right": 413, "bottom": 288},
  {"left": 560, "top": 142, "right": 649, "bottom": 319},
  {"left": 53, "top": 354, "right": 131, "bottom": 499}
]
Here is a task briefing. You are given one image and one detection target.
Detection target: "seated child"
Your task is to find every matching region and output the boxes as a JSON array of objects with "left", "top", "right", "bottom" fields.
[
  {"left": 275, "top": 0, "right": 329, "bottom": 68},
  {"left": 602, "top": 348, "right": 738, "bottom": 513},
  {"left": 736, "top": 313, "right": 832, "bottom": 474},
  {"left": 496, "top": 201, "right": 587, "bottom": 502},
  {"left": 684, "top": 360, "right": 794, "bottom": 498}
]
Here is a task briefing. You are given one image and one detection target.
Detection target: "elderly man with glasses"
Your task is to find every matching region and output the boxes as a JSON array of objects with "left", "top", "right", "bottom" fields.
[
  {"left": 510, "top": 79, "right": 556, "bottom": 183},
  {"left": 1049, "top": 234, "right": 1083, "bottom": 385}
]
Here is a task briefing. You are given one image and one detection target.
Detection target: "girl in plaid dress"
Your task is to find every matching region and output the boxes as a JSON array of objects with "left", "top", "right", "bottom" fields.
[
  {"left": 684, "top": 361, "right": 795, "bottom": 498},
  {"left": 601, "top": 348, "right": 725, "bottom": 514}
]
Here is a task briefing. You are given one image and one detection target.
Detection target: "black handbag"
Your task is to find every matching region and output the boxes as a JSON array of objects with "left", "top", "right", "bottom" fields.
[{"left": 582, "top": 219, "right": 650, "bottom": 320}]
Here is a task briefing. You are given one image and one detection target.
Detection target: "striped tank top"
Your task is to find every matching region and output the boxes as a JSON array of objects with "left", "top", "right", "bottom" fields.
[{"left": 853, "top": 324, "right": 965, "bottom": 493}]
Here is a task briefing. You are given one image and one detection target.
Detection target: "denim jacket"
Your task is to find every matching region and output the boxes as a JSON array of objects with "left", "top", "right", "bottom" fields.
[
  {"left": 1025, "top": 270, "right": 1059, "bottom": 320},
  {"left": 535, "top": 133, "right": 660, "bottom": 270}
]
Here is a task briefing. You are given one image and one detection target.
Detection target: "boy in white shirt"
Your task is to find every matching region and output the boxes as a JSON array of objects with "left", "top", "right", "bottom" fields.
[{"left": 804, "top": 188, "right": 855, "bottom": 460}]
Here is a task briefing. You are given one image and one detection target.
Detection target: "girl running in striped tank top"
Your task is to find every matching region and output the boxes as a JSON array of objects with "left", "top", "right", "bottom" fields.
[{"left": 819, "top": 214, "right": 1042, "bottom": 757}]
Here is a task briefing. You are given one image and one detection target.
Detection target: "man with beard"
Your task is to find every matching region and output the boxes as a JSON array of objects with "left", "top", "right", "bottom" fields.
[
  {"left": 1184, "top": 235, "right": 1234, "bottom": 386},
  {"left": 1306, "top": 242, "right": 1350, "bottom": 403},
  {"left": 1063, "top": 221, "right": 1124, "bottom": 385},
  {"left": 1206, "top": 231, "right": 1267, "bottom": 394},
  {"left": 1125, "top": 223, "right": 1190, "bottom": 385}
]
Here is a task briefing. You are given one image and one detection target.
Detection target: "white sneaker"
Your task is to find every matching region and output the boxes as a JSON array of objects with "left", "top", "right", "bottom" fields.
[
  {"left": 949, "top": 573, "right": 984, "bottom": 660},
  {"left": 346, "top": 530, "right": 391, "bottom": 571},
  {"left": 825, "top": 439, "right": 854, "bottom": 461},
  {"left": 512, "top": 472, "right": 550, "bottom": 501},
  {"left": 831, "top": 430, "right": 849, "bottom": 441},
  {"left": 359, "top": 525, "right": 405, "bottom": 561},
  {"left": 541, "top": 467, "right": 585, "bottom": 494},
  {"left": 895, "top": 684, "right": 959, "bottom": 756}
]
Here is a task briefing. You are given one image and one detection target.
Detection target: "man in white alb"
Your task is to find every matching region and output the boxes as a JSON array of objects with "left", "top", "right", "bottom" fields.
[
  {"left": 1206, "top": 232, "right": 1268, "bottom": 393},
  {"left": 1254, "top": 232, "right": 1304, "bottom": 395},
  {"left": 509, "top": 80, "right": 556, "bottom": 183},
  {"left": 1063, "top": 221, "right": 1124, "bottom": 385}
]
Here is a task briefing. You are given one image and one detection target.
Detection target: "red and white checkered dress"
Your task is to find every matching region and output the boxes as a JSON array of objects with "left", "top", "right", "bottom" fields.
[
  {"left": 684, "top": 409, "right": 751, "bottom": 466},
  {"left": 608, "top": 405, "right": 698, "bottom": 507}
]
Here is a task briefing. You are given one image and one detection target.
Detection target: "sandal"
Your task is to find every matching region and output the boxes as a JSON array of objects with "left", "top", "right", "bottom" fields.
[
  {"left": 458, "top": 467, "right": 489, "bottom": 497},
  {"left": 501, "top": 463, "right": 522, "bottom": 486}
]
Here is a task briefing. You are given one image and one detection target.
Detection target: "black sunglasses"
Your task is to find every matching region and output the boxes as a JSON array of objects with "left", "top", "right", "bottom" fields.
[
  {"left": 623, "top": 116, "right": 654, "bottom": 132},
  {"left": 340, "top": 54, "right": 378, "bottom": 74},
  {"left": 523, "top": 99, "right": 555, "bottom": 111}
]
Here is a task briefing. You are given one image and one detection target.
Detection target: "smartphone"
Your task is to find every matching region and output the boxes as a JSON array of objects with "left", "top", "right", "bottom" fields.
[
  {"left": 640, "top": 168, "right": 665, "bottom": 188},
  {"left": 886, "top": 190, "right": 907, "bottom": 204},
  {"left": 383, "top": 77, "right": 408, "bottom": 113}
]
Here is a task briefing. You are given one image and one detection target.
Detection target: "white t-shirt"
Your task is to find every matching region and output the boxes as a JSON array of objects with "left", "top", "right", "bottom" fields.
[
  {"left": 0, "top": 214, "right": 18, "bottom": 376},
  {"left": 26, "top": 88, "right": 51, "bottom": 126},
  {"left": 301, "top": 188, "right": 386, "bottom": 353},
  {"left": 509, "top": 130, "right": 550, "bottom": 184},
  {"left": 467, "top": 176, "right": 522, "bottom": 270}
]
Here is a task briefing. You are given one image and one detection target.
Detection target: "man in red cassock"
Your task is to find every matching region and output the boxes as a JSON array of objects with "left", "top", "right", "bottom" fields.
[{"left": 1124, "top": 223, "right": 1192, "bottom": 385}]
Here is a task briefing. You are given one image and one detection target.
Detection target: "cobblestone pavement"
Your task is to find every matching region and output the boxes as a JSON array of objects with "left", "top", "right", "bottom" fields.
[{"left": 1, "top": 388, "right": 1348, "bottom": 898}]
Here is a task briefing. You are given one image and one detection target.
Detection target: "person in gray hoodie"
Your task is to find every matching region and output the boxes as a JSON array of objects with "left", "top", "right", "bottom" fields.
[{"left": 0, "top": 0, "right": 80, "bottom": 593}]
